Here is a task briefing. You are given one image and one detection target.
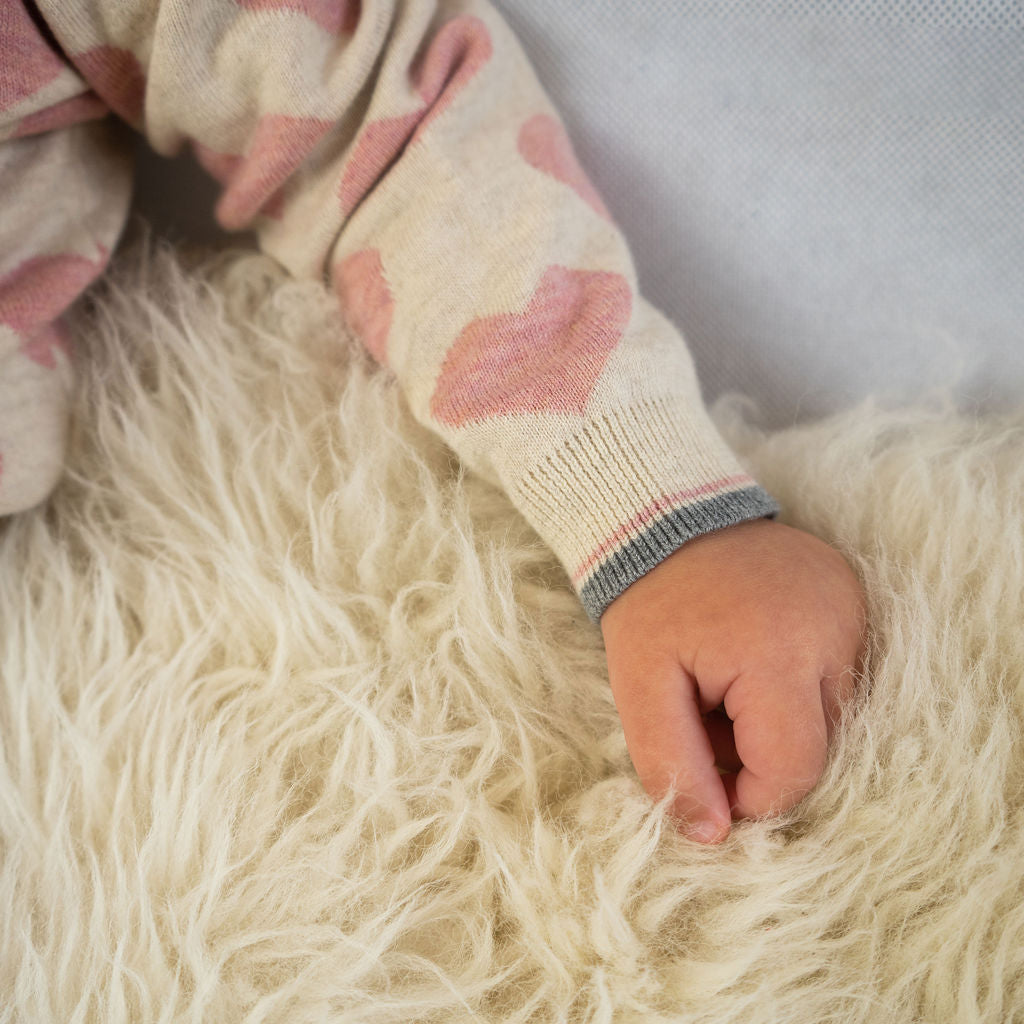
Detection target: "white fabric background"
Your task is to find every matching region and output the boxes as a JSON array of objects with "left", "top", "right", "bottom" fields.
[{"left": 133, "top": 0, "right": 1024, "bottom": 426}]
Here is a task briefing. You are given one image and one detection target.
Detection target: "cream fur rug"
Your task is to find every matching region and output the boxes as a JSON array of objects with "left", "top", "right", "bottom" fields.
[{"left": 2, "top": 242, "right": 1023, "bottom": 1024}]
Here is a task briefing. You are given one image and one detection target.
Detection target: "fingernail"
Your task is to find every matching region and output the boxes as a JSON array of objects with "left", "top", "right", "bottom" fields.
[{"left": 689, "top": 819, "right": 728, "bottom": 844}]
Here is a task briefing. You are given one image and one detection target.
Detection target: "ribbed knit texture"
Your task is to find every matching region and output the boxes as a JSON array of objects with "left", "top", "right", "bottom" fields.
[
  {"left": 0, "top": 0, "right": 777, "bottom": 615},
  {"left": 508, "top": 397, "right": 779, "bottom": 619}
]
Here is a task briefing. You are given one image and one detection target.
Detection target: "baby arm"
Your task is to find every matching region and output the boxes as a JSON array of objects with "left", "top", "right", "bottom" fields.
[
  {"left": 19, "top": 0, "right": 863, "bottom": 839},
  {"left": 601, "top": 518, "right": 866, "bottom": 843}
]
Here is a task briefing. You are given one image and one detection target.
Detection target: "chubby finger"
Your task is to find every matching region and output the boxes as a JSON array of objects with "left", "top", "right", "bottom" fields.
[
  {"left": 605, "top": 652, "right": 731, "bottom": 842},
  {"left": 726, "top": 669, "right": 830, "bottom": 820}
]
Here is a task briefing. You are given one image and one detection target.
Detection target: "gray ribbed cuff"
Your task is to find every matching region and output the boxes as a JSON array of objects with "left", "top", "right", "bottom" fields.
[{"left": 579, "top": 484, "right": 779, "bottom": 622}]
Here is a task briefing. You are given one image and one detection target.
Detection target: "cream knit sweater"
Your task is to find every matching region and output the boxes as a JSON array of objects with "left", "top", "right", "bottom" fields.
[{"left": 0, "top": 0, "right": 777, "bottom": 619}]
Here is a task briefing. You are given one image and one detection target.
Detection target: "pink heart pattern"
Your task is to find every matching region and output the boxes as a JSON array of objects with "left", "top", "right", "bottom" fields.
[
  {"left": 0, "top": 249, "right": 109, "bottom": 354},
  {"left": 195, "top": 114, "right": 333, "bottom": 228},
  {"left": 410, "top": 14, "right": 493, "bottom": 138},
  {"left": 72, "top": 46, "right": 146, "bottom": 127},
  {"left": 430, "top": 265, "right": 631, "bottom": 427},
  {"left": 1, "top": 1, "right": 68, "bottom": 112},
  {"left": 19, "top": 324, "right": 70, "bottom": 370},
  {"left": 12, "top": 94, "right": 108, "bottom": 139},
  {"left": 338, "top": 109, "right": 424, "bottom": 216},
  {"left": 339, "top": 15, "right": 492, "bottom": 215},
  {"left": 235, "top": 0, "right": 361, "bottom": 35},
  {"left": 517, "top": 113, "right": 611, "bottom": 221},
  {"left": 333, "top": 248, "right": 394, "bottom": 365}
]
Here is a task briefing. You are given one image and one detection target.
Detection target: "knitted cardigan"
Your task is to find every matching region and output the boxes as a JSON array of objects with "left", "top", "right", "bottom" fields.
[{"left": 0, "top": 0, "right": 778, "bottom": 620}]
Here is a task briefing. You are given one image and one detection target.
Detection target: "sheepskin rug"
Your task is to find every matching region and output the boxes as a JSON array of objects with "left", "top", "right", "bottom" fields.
[{"left": 2, "top": 241, "right": 1023, "bottom": 1024}]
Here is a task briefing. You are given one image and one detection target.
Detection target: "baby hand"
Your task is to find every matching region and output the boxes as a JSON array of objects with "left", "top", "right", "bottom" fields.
[{"left": 599, "top": 518, "right": 865, "bottom": 843}]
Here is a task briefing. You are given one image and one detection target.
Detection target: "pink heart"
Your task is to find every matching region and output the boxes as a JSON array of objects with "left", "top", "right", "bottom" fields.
[
  {"left": 0, "top": 249, "right": 108, "bottom": 342},
  {"left": 430, "top": 264, "right": 631, "bottom": 427},
  {"left": 518, "top": 113, "right": 611, "bottom": 221},
  {"left": 195, "top": 114, "right": 333, "bottom": 228},
  {"left": 13, "top": 94, "right": 108, "bottom": 139},
  {"left": 338, "top": 109, "right": 423, "bottom": 216},
  {"left": 72, "top": 46, "right": 146, "bottom": 126},
  {"left": 19, "top": 324, "right": 70, "bottom": 370},
  {"left": 333, "top": 248, "right": 393, "bottom": 365},
  {"left": 411, "top": 15, "right": 493, "bottom": 136},
  {"left": 0, "top": 2, "right": 66, "bottom": 113},
  {"left": 235, "top": 0, "right": 361, "bottom": 35},
  {"left": 339, "top": 16, "right": 492, "bottom": 215}
]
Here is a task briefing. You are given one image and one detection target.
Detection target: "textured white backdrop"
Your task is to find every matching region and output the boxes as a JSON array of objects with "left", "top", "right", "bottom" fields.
[{"left": 492, "top": 0, "right": 1024, "bottom": 424}]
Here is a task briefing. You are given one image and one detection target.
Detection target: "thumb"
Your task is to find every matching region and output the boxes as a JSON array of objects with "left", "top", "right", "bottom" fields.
[{"left": 604, "top": 646, "right": 731, "bottom": 843}]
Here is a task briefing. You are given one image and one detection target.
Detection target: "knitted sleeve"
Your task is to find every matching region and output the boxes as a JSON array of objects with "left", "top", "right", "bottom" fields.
[{"left": 26, "top": 0, "right": 778, "bottom": 620}]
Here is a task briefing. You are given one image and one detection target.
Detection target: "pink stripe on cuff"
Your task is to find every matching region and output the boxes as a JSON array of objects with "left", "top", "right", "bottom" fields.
[{"left": 571, "top": 473, "right": 754, "bottom": 583}]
